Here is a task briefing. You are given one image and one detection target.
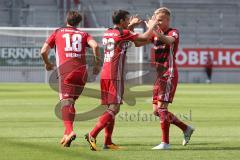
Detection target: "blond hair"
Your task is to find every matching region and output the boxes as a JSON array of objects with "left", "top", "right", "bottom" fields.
[{"left": 154, "top": 7, "right": 171, "bottom": 16}]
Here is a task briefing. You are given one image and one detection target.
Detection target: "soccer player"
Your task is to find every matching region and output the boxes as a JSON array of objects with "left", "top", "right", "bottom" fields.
[
  {"left": 205, "top": 53, "right": 213, "bottom": 83},
  {"left": 40, "top": 11, "right": 100, "bottom": 147},
  {"left": 85, "top": 10, "right": 158, "bottom": 151},
  {"left": 136, "top": 7, "right": 194, "bottom": 150}
]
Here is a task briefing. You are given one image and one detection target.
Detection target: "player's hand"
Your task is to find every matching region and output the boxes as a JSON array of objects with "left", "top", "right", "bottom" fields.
[
  {"left": 145, "top": 17, "right": 158, "bottom": 30},
  {"left": 129, "top": 15, "right": 142, "bottom": 26},
  {"left": 92, "top": 64, "right": 101, "bottom": 75},
  {"left": 45, "top": 62, "right": 54, "bottom": 71}
]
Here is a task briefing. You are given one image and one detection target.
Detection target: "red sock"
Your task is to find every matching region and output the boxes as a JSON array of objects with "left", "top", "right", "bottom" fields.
[
  {"left": 104, "top": 118, "right": 115, "bottom": 145},
  {"left": 168, "top": 111, "right": 187, "bottom": 132},
  {"left": 62, "top": 104, "right": 75, "bottom": 135},
  {"left": 90, "top": 110, "right": 115, "bottom": 139},
  {"left": 159, "top": 108, "right": 170, "bottom": 144}
]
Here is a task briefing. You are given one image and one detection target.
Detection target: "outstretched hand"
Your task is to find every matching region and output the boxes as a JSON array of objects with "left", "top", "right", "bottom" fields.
[
  {"left": 128, "top": 15, "right": 142, "bottom": 30},
  {"left": 144, "top": 16, "right": 159, "bottom": 30},
  {"left": 129, "top": 15, "right": 142, "bottom": 26}
]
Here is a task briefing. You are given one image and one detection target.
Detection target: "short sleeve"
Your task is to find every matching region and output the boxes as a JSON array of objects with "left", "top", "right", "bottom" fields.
[
  {"left": 86, "top": 33, "right": 93, "bottom": 42},
  {"left": 85, "top": 33, "right": 94, "bottom": 48},
  {"left": 168, "top": 29, "right": 179, "bottom": 41},
  {"left": 150, "top": 34, "right": 155, "bottom": 43},
  {"left": 122, "top": 30, "right": 139, "bottom": 42},
  {"left": 46, "top": 31, "right": 56, "bottom": 48}
]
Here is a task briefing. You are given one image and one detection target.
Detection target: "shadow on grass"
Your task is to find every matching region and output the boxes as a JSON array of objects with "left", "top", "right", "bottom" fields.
[
  {"left": 187, "top": 142, "right": 219, "bottom": 146},
  {"left": 169, "top": 146, "right": 240, "bottom": 151},
  {"left": 1, "top": 136, "right": 60, "bottom": 139},
  {"left": 120, "top": 142, "right": 240, "bottom": 151},
  {"left": 0, "top": 89, "right": 24, "bottom": 92},
  {"left": 0, "top": 138, "right": 112, "bottom": 160}
]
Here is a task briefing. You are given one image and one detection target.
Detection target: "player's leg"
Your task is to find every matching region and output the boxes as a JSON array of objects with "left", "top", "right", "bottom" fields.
[
  {"left": 90, "top": 105, "right": 119, "bottom": 139},
  {"left": 206, "top": 67, "right": 212, "bottom": 83},
  {"left": 60, "top": 98, "right": 77, "bottom": 147},
  {"left": 103, "top": 104, "right": 121, "bottom": 150},
  {"left": 85, "top": 104, "right": 120, "bottom": 151},
  {"left": 84, "top": 79, "right": 110, "bottom": 151},
  {"left": 104, "top": 114, "right": 115, "bottom": 146},
  {"left": 59, "top": 66, "right": 86, "bottom": 147},
  {"left": 85, "top": 79, "right": 123, "bottom": 151},
  {"left": 165, "top": 76, "right": 194, "bottom": 146},
  {"left": 103, "top": 80, "right": 124, "bottom": 149},
  {"left": 166, "top": 105, "right": 195, "bottom": 146},
  {"left": 152, "top": 78, "right": 169, "bottom": 149},
  {"left": 153, "top": 101, "right": 194, "bottom": 148},
  {"left": 152, "top": 76, "right": 194, "bottom": 149},
  {"left": 152, "top": 101, "right": 171, "bottom": 149},
  {"left": 165, "top": 76, "right": 188, "bottom": 132}
]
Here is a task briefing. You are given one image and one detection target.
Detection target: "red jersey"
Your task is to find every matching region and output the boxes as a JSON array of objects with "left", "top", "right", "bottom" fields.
[
  {"left": 150, "top": 28, "right": 179, "bottom": 77},
  {"left": 100, "top": 28, "right": 138, "bottom": 80},
  {"left": 205, "top": 55, "right": 213, "bottom": 69},
  {"left": 46, "top": 27, "right": 93, "bottom": 68}
]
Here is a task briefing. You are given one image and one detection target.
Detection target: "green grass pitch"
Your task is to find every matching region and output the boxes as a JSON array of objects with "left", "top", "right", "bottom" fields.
[{"left": 0, "top": 83, "right": 240, "bottom": 160}]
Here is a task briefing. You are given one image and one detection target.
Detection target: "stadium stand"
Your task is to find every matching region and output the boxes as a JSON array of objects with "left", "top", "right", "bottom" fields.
[
  {"left": 0, "top": 0, "right": 239, "bottom": 45},
  {"left": 0, "top": 0, "right": 239, "bottom": 83}
]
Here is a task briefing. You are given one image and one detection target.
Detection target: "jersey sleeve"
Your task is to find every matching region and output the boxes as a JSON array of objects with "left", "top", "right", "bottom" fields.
[
  {"left": 46, "top": 30, "right": 57, "bottom": 48},
  {"left": 122, "top": 30, "right": 139, "bottom": 42},
  {"left": 168, "top": 29, "right": 179, "bottom": 41},
  {"left": 86, "top": 33, "right": 93, "bottom": 42},
  {"left": 150, "top": 34, "right": 155, "bottom": 43},
  {"left": 85, "top": 33, "right": 93, "bottom": 48}
]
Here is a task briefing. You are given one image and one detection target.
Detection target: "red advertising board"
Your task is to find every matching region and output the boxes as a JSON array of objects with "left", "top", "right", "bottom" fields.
[{"left": 176, "top": 48, "right": 240, "bottom": 68}]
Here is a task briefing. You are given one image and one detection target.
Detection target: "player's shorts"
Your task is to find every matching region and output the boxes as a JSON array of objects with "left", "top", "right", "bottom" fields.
[
  {"left": 152, "top": 75, "right": 178, "bottom": 104},
  {"left": 59, "top": 67, "right": 87, "bottom": 100},
  {"left": 101, "top": 79, "right": 124, "bottom": 105}
]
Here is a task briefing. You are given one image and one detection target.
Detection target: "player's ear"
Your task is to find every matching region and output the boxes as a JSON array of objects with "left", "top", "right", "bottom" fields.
[
  {"left": 166, "top": 15, "right": 170, "bottom": 21},
  {"left": 151, "top": 14, "right": 156, "bottom": 20},
  {"left": 119, "top": 19, "right": 125, "bottom": 25}
]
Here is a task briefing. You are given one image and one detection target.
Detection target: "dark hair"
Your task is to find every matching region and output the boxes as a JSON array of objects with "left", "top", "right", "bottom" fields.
[
  {"left": 66, "top": 11, "right": 82, "bottom": 27},
  {"left": 112, "top": 10, "right": 130, "bottom": 24}
]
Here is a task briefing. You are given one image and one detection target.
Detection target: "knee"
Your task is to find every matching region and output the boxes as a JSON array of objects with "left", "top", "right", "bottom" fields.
[
  {"left": 108, "top": 104, "right": 120, "bottom": 115},
  {"left": 158, "top": 101, "right": 169, "bottom": 109},
  {"left": 156, "top": 102, "right": 169, "bottom": 121},
  {"left": 153, "top": 104, "right": 160, "bottom": 116},
  {"left": 60, "top": 98, "right": 75, "bottom": 107},
  {"left": 113, "top": 109, "right": 120, "bottom": 115},
  {"left": 112, "top": 107, "right": 120, "bottom": 115},
  {"left": 153, "top": 110, "right": 159, "bottom": 116},
  {"left": 153, "top": 106, "right": 159, "bottom": 116}
]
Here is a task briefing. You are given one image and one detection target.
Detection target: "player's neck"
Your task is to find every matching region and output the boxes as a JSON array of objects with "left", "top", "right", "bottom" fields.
[
  {"left": 114, "top": 25, "right": 124, "bottom": 30},
  {"left": 161, "top": 27, "right": 169, "bottom": 32},
  {"left": 66, "top": 24, "right": 74, "bottom": 28}
]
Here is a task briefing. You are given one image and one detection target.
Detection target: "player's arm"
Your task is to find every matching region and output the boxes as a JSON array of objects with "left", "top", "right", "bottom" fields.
[
  {"left": 40, "top": 42, "right": 54, "bottom": 71},
  {"left": 128, "top": 15, "right": 142, "bottom": 31},
  {"left": 133, "top": 19, "right": 158, "bottom": 46},
  {"left": 152, "top": 30, "right": 175, "bottom": 45},
  {"left": 133, "top": 39, "right": 151, "bottom": 47},
  {"left": 87, "top": 39, "right": 101, "bottom": 75},
  {"left": 128, "top": 16, "right": 157, "bottom": 42}
]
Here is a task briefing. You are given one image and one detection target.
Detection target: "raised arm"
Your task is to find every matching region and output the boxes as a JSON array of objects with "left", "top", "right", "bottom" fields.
[
  {"left": 135, "top": 19, "right": 158, "bottom": 41},
  {"left": 134, "top": 39, "right": 151, "bottom": 47},
  {"left": 127, "top": 16, "right": 158, "bottom": 43}
]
